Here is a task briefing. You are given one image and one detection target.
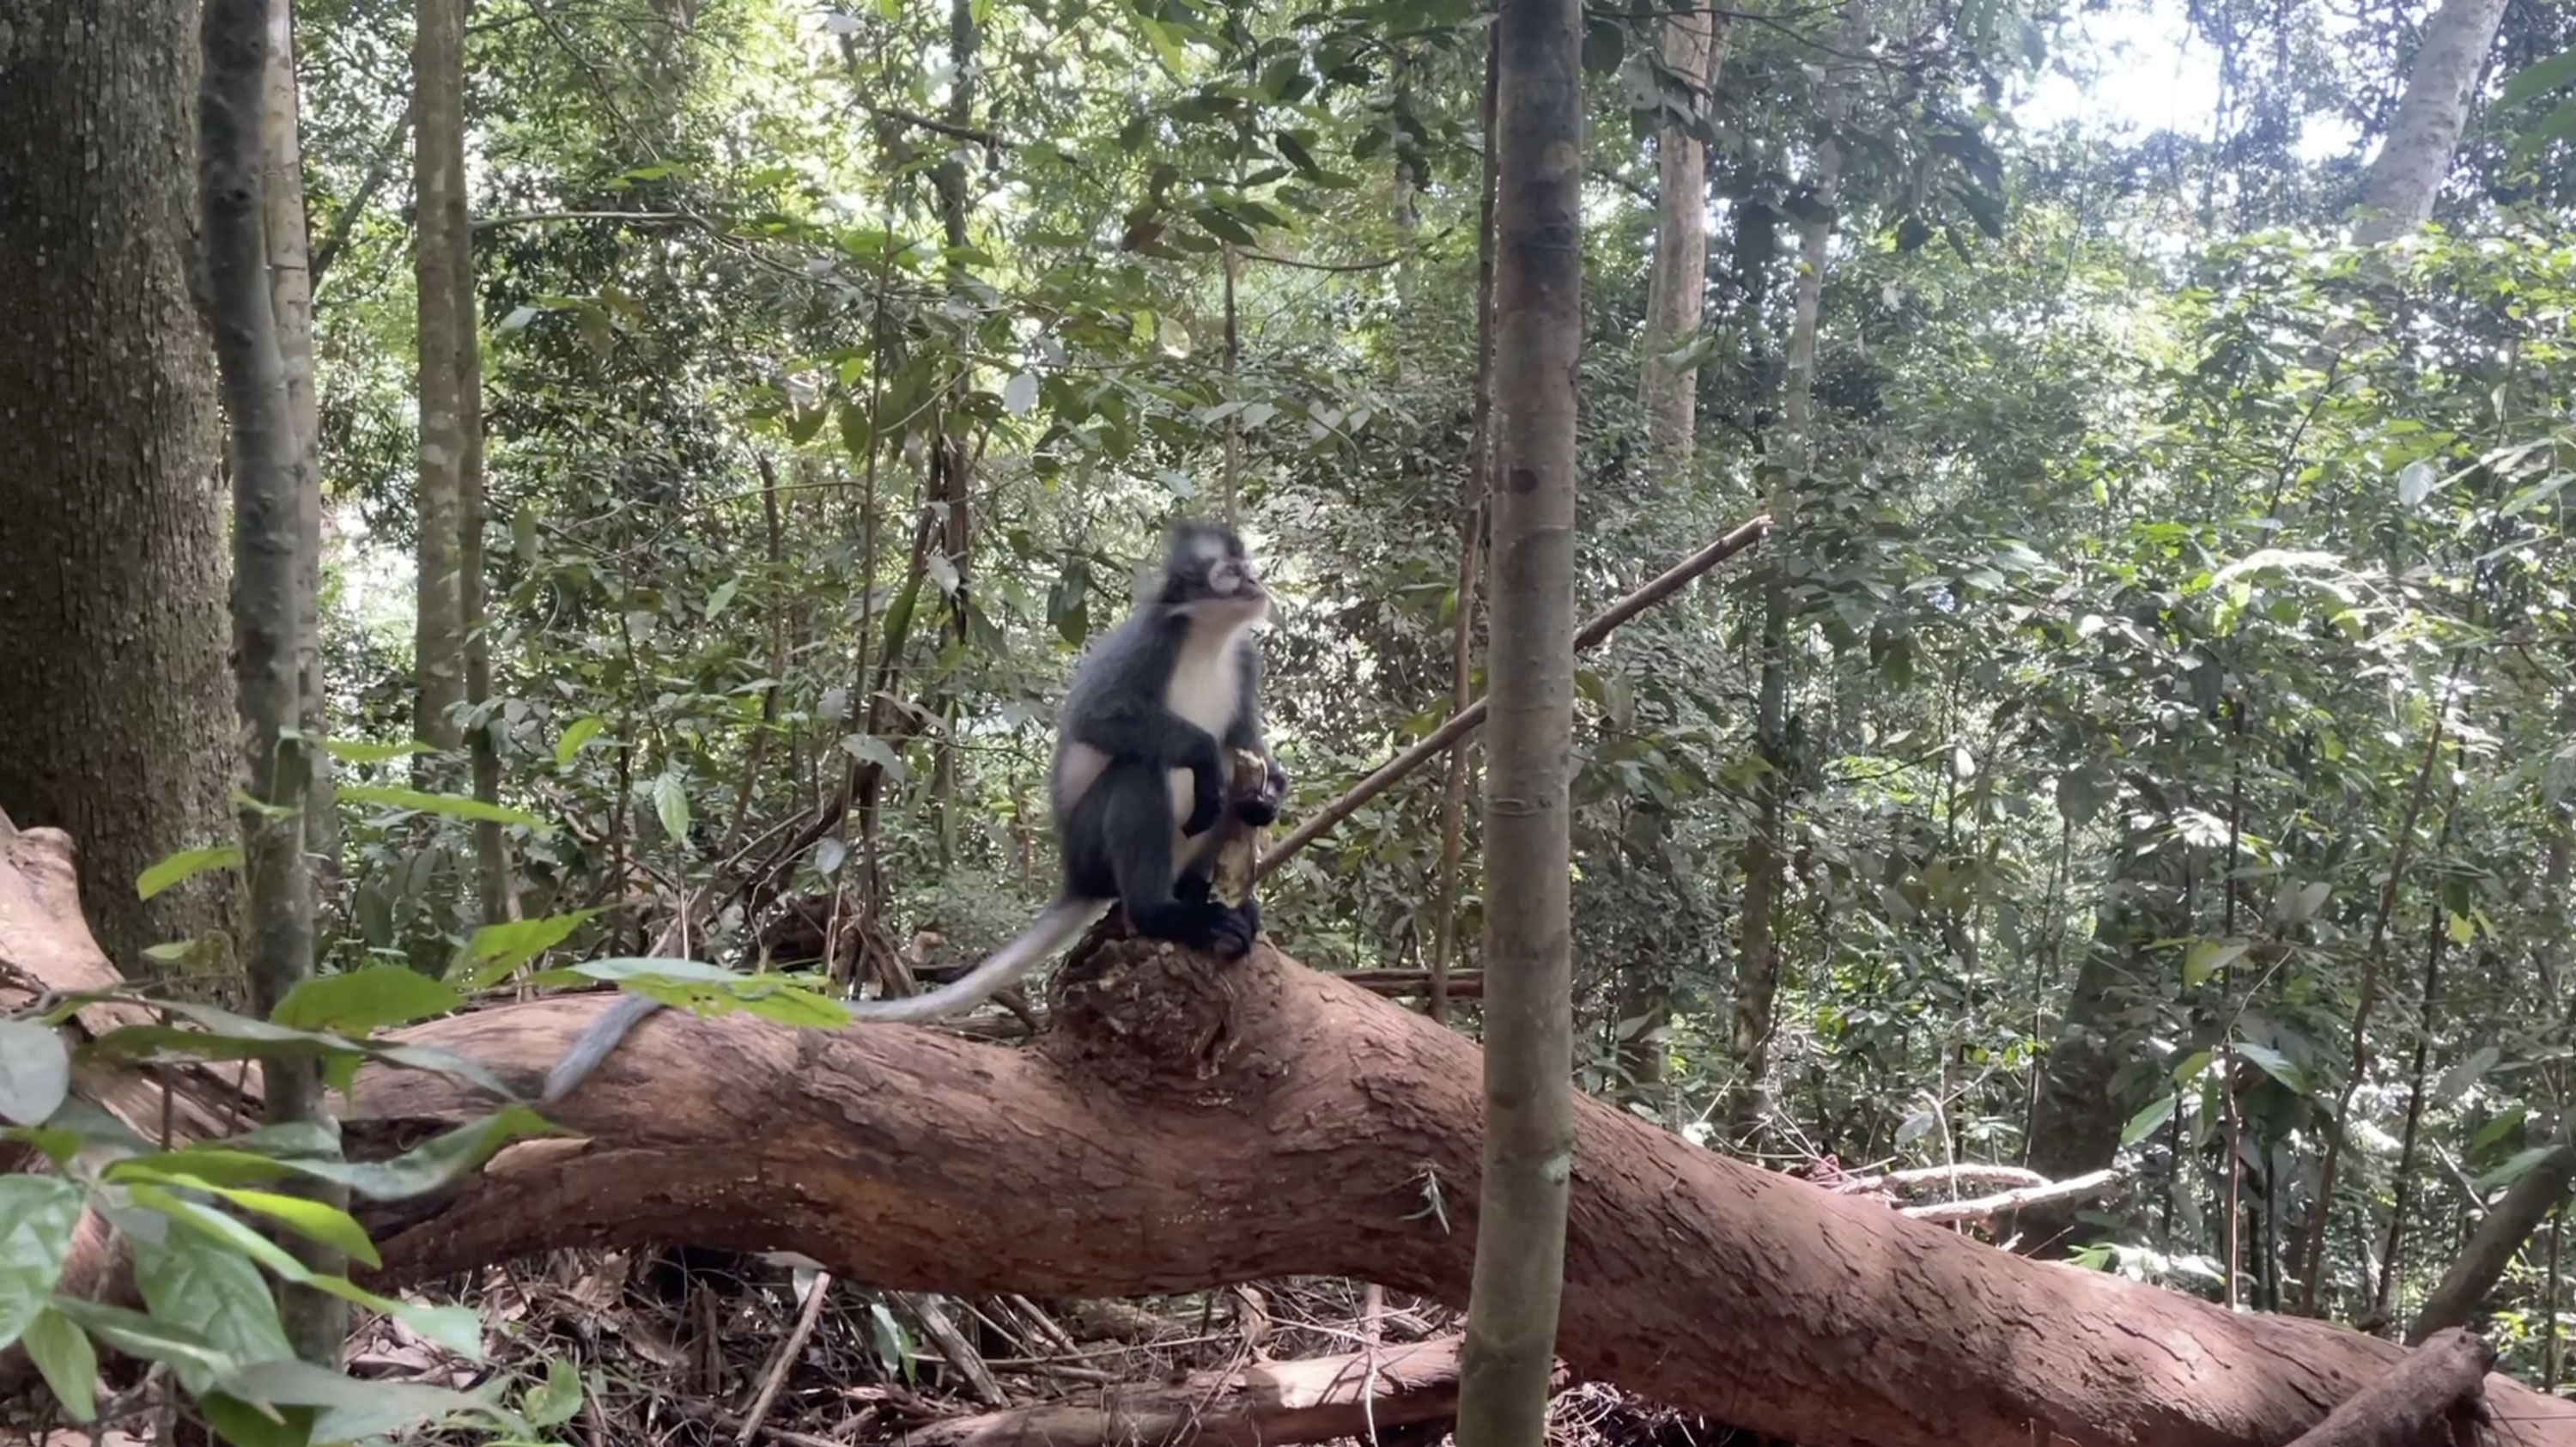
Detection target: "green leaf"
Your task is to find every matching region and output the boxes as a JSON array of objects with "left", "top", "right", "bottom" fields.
[
  {"left": 1128, "top": 3, "right": 1191, "bottom": 75},
  {"left": 2231, "top": 1041, "right": 2306, "bottom": 1094},
  {"left": 0, "top": 1018, "right": 71, "bottom": 1125},
  {"left": 107, "top": 1167, "right": 380, "bottom": 1269},
  {"left": 705, "top": 576, "right": 742, "bottom": 620},
  {"left": 1003, "top": 371, "right": 1040, "bottom": 416},
  {"left": 133, "top": 1185, "right": 480, "bottom": 1357},
  {"left": 2434, "top": 1045, "right": 2501, "bottom": 1107},
  {"left": 272, "top": 966, "right": 462, "bottom": 1035},
  {"left": 555, "top": 715, "right": 605, "bottom": 767},
  {"left": 840, "top": 733, "right": 909, "bottom": 783},
  {"left": 288, "top": 1106, "right": 561, "bottom": 1202},
  {"left": 540, "top": 958, "right": 854, "bottom": 1030},
  {"left": 319, "top": 739, "right": 435, "bottom": 764},
  {"left": 2470, "top": 1107, "right": 2529, "bottom": 1153},
  {"left": 2476, "top": 1144, "right": 2571, "bottom": 1192},
  {"left": 521, "top": 1354, "right": 586, "bottom": 1428},
  {"left": 2510, "top": 94, "right": 2576, "bottom": 163},
  {"left": 2501, "top": 471, "right": 2573, "bottom": 516},
  {"left": 2397, "top": 458, "right": 2435, "bottom": 507},
  {"left": 131, "top": 1228, "right": 297, "bottom": 1374},
  {"left": 338, "top": 784, "right": 544, "bottom": 829},
  {"left": 137, "top": 844, "right": 244, "bottom": 901},
  {"left": 447, "top": 909, "right": 604, "bottom": 991},
  {"left": 22, "top": 1306, "right": 97, "bottom": 1420},
  {"left": 90, "top": 999, "right": 518, "bottom": 1101},
  {"left": 2500, "top": 46, "right": 2576, "bottom": 111},
  {"left": 199, "top": 1391, "right": 318, "bottom": 1447},
  {"left": 0, "top": 1176, "right": 84, "bottom": 1349},
  {"left": 2169, "top": 1049, "right": 2214, "bottom": 1085},
  {"left": 2182, "top": 939, "right": 2247, "bottom": 988},
  {"left": 653, "top": 771, "right": 691, "bottom": 845},
  {"left": 221, "top": 1357, "right": 520, "bottom": 1444},
  {"left": 2120, "top": 1093, "right": 2178, "bottom": 1146},
  {"left": 48, "top": 1297, "right": 240, "bottom": 1397}
]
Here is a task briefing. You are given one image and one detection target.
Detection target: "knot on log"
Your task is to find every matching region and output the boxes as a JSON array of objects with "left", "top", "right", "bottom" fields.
[{"left": 1043, "top": 929, "right": 1273, "bottom": 1102}]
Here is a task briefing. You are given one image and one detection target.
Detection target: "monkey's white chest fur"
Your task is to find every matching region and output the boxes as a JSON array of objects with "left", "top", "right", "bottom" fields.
[{"left": 1165, "top": 623, "right": 1254, "bottom": 736}]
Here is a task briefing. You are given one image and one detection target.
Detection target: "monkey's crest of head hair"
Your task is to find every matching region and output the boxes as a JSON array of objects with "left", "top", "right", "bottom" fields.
[{"left": 1158, "top": 517, "right": 1266, "bottom": 613}]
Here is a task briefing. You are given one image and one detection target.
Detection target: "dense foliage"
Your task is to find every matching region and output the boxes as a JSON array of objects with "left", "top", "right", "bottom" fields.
[{"left": 8, "top": 0, "right": 2576, "bottom": 1432}]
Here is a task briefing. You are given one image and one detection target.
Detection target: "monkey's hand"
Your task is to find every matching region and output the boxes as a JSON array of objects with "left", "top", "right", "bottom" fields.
[
  {"left": 1182, "top": 737, "right": 1228, "bottom": 837},
  {"left": 1235, "top": 755, "right": 1289, "bottom": 828},
  {"left": 1201, "top": 903, "right": 1255, "bottom": 960}
]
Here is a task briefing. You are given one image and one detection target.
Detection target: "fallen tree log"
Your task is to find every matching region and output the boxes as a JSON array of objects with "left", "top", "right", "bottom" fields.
[
  {"left": 893, "top": 1335, "right": 1492, "bottom": 1447},
  {"left": 6, "top": 821, "right": 2574, "bottom": 1447},
  {"left": 2277, "top": 1327, "right": 2494, "bottom": 1447}
]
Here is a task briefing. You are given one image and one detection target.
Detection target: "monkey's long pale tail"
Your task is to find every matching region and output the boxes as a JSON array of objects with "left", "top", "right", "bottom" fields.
[
  {"left": 845, "top": 897, "right": 1104, "bottom": 1022},
  {"left": 540, "top": 990, "right": 663, "bottom": 1104},
  {"left": 537, "top": 898, "right": 1104, "bottom": 1104}
]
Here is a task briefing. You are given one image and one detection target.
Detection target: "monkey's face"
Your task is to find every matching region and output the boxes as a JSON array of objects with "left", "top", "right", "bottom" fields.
[{"left": 1160, "top": 519, "right": 1268, "bottom": 622}]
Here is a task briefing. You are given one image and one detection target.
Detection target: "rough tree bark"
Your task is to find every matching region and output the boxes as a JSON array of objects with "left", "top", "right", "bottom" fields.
[
  {"left": 2349, "top": 0, "right": 2510, "bottom": 244},
  {"left": 1461, "top": 0, "right": 1583, "bottom": 1433},
  {"left": 411, "top": 0, "right": 470, "bottom": 777},
  {"left": 0, "top": 0, "right": 242, "bottom": 979},
  {"left": 7, "top": 829, "right": 2573, "bottom": 1447},
  {"left": 199, "top": 0, "right": 341, "bottom": 1359}
]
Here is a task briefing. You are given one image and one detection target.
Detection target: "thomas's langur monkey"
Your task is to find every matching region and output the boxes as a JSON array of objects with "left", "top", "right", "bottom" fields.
[{"left": 538, "top": 518, "right": 1287, "bottom": 1103}]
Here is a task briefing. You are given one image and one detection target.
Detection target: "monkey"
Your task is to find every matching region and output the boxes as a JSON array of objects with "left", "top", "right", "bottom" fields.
[{"left": 536, "top": 518, "right": 1288, "bottom": 1105}]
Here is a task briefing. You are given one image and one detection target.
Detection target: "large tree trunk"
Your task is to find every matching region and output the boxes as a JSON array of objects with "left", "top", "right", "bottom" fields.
[
  {"left": 0, "top": 0, "right": 240, "bottom": 978},
  {"left": 1464, "top": 0, "right": 1584, "bottom": 1435},
  {"left": 2350, "top": 0, "right": 2509, "bottom": 244},
  {"left": 411, "top": 0, "right": 470, "bottom": 777},
  {"left": 5, "top": 824, "right": 2570, "bottom": 1447}
]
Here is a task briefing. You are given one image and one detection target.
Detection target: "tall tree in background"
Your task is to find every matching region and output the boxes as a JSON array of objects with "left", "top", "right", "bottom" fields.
[
  {"left": 201, "top": 0, "right": 341, "bottom": 1357},
  {"left": 1616, "top": 3, "right": 1722, "bottom": 1112},
  {"left": 264, "top": 0, "right": 340, "bottom": 891},
  {"left": 1636, "top": 9, "right": 1722, "bottom": 470},
  {"left": 2351, "top": 0, "right": 2510, "bottom": 242},
  {"left": 413, "top": 0, "right": 507, "bottom": 919},
  {"left": 1454, "top": 0, "right": 1582, "bottom": 1432},
  {"left": 412, "top": 0, "right": 470, "bottom": 780},
  {"left": 0, "top": 0, "right": 240, "bottom": 975},
  {"left": 1729, "top": 2, "right": 1861, "bottom": 1143},
  {"left": 1427, "top": 31, "right": 1503, "bottom": 1026}
]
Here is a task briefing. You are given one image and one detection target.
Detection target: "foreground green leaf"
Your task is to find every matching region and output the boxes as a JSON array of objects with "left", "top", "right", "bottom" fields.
[
  {"left": 137, "top": 844, "right": 243, "bottom": 901},
  {"left": 0, "top": 1176, "right": 84, "bottom": 1349},
  {"left": 0, "top": 1018, "right": 72, "bottom": 1124},
  {"left": 22, "top": 1306, "right": 97, "bottom": 1420},
  {"left": 273, "top": 966, "right": 463, "bottom": 1035},
  {"left": 337, "top": 784, "right": 545, "bottom": 829}
]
